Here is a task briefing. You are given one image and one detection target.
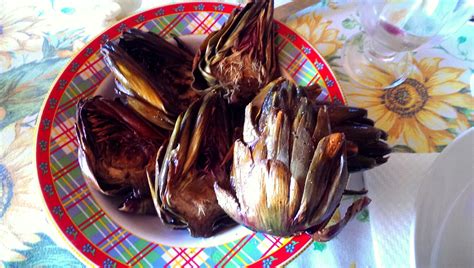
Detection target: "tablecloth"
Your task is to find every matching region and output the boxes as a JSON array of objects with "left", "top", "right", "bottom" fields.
[{"left": 0, "top": 0, "right": 472, "bottom": 267}]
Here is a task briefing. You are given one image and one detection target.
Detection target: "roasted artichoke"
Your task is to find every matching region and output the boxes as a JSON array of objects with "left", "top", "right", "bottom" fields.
[
  {"left": 308, "top": 105, "right": 390, "bottom": 172},
  {"left": 214, "top": 78, "right": 389, "bottom": 240},
  {"left": 76, "top": 0, "right": 393, "bottom": 240},
  {"left": 102, "top": 28, "right": 199, "bottom": 128},
  {"left": 149, "top": 90, "right": 235, "bottom": 237},
  {"left": 193, "top": 0, "right": 279, "bottom": 104},
  {"left": 76, "top": 96, "right": 165, "bottom": 214}
]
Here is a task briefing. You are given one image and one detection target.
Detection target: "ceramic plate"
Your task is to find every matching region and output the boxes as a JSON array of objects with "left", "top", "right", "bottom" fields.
[
  {"left": 35, "top": 2, "right": 344, "bottom": 267},
  {"left": 413, "top": 128, "right": 474, "bottom": 267}
]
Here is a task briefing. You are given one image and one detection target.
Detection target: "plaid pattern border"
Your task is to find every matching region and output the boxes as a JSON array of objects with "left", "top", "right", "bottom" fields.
[{"left": 38, "top": 2, "right": 343, "bottom": 267}]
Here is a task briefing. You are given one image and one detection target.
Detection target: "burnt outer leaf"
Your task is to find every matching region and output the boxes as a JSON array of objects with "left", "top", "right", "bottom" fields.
[
  {"left": 311, "top": 101, "right": 391, "bottom": 171},
  {"left": 347, "top": 155, "right": 377, "bottom": 172},
  {"left": 102, "top": 28, "right": 198, "bottom": 118},
  {"left": 343, "top": 188, "right": 368, "bottom": 195},
  {"left": 152, "top": 91, "right": 235, "bottom": 237},
  {"left": 332, "top": 124, "right": 384, "bottom": 143},
  {"left": 76, "top": 96, "right": 164, "bottom": 214},
  {"left": 216, "top": 77, "right": 388, "bottom": 241},
  {"left": 325, "top": 106, "right": 368, "bottom": 125},
  {"left": 312, "top": 106, "right": 332, "bottom": 144},
  {"left": 293, "top": 133, "right": 347, "bottom": 231},
  {"left": 119, "top": 190, "right": 157, "bottom": 215},
  {"left": 193, "top": 0, "right": 279, "bottom": 104},
  {"left": 358, "top": 140, "right": 392, "bottom": 157},
  {"left": 311, "top": 197, "right": 371, "bottom": 242},
  {"left": 249, "top": 77, "right": 391, "bottom": 172},
  {"left": 123, "top": 93, "right": 175, "bottom": 130}
]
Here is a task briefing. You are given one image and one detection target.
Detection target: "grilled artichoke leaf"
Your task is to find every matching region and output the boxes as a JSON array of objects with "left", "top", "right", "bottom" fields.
[
  {"left": 215, "top": 77, "right": 386, "bottom": 239},
  {"left": 76, "top": 96, "right": 164, "bottom": 214},
  {"left": 193, "top": 0, "right": 279, "bottom": 104},
  {"left": 151, "top": 91, "right": 235, "bottom": 237},
  {"left": 102, "top": 28, "right": 198, "bottom": 119}
]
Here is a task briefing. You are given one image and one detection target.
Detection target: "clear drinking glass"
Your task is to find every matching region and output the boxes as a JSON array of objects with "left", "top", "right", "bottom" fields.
[{"left": 342, "top": 0, "right": 474, "bottom": 89}]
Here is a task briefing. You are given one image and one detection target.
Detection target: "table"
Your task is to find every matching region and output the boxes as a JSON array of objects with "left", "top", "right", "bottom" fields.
[{"left": 1, "top": 0, "right": 472, "bottom": 267}]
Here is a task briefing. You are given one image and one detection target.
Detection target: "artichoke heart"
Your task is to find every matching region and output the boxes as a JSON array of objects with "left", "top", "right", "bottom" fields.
[
  {"left": 102, "top": 28, "right": 199, "bottom": 120},
  {"left": 149, "top": 90, "right": 235, "bottom": 237},
  {"left": 76, "top": 96, "right": 165, "bottom": 214},
  {"left": 193, "top": 0, "right": 279, "bottom": 104},
  {"left": 215, "top": 78, "right": 390, "bottom": 240}
]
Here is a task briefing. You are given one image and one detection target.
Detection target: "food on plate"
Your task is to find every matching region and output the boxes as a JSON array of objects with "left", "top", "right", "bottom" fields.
[
  {"left": 75, "top": 0, "right": 391, "bottom": 240},
  {"left": 214, "top": 78, "right": 386, "bottom": 239},
  {"left": 76, "top": 96, "right": 165, "bottom": 214},
  {"left": 148, "top": 90, "right": 235, "bottom": 237},
  {"left": 192, "top": 0, "right": 279, "bottom": 104},
  {"left": 101, "top": 28, "right": 199, "bottom": 128},
  {"left": 304, "top": 105, "right": 390, "bottom": 172}
]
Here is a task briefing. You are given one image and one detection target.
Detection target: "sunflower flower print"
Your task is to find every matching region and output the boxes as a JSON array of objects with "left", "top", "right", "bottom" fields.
[
  {"left": 343, "top": 57, "right": 472, "bottom": 152},
  {"left": 0, "top": 4, "right": 44, "bottom": 53},
  {"left": 0, "top": 3, "right": 45, "bottom": 72},
  {"left": 286, "top": 12, "right": 342, "bottom": 58}
]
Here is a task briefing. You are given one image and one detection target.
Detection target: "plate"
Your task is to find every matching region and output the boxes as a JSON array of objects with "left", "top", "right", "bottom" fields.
[
  {"left": 413, "top": 128, "right": 474, "bottom": 267},
  {"left": 35, "top": 2, "right": 344, "bottom": 267}
]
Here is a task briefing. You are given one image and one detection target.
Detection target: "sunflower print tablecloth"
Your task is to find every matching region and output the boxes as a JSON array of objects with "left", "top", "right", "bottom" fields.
[{"left": 0, "top": 0, "right": 472, "bottom": 267}]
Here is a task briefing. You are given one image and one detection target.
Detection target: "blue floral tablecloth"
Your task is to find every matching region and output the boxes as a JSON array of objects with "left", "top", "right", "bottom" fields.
[{"left": 1, "top": 0, "right": 472, "bottom": 267}]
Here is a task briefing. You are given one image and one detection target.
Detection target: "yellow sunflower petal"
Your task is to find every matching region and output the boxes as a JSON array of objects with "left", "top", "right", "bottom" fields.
[
  {"left": 448, "top": 113, "right": 471, "bottom": 132},
  {"left": 387, "top": 119, "right": 404, "bottom": 145},
  {"left": 366, "top": 104, "right": 387, "bottom": 121},
  {"left": 403, "top": 119, "right": 430, "bottom": 152},
  {"left": 430, "top": 130, "right": 455, "bottom": 146},
  {"left": 321, "top": 29, "right": 338, "bottom": 43},
  {"left": 415, "top": 109, "right": 449, "bottom": 130},
  {"left": 360, "top": 66, "right": 395, "bottom": 88},
  {"left": 312, "top": 21, "right": 330, "bottom": 43},
  {"left": 375, "top": 110, "right": 397, "bottom": 131},
  {"left": 416, "top": 57, "right": 442, "bottom": 79},
  {"left": 429, "top": 81, "right": 468, "bottom": 96},
  {"left": 294, "top": 24, "right": 311, "bottom": 39},
  {"left": 458, "top": 113, "right": 471, "bottom": 130},
  {"left": 310, "top": 13, "right": 323, "bottom": 25},
  {"left": 409, "top": 65, "right": 424, "bottom": 82},
  {"left": 425, "top": 68, "right": 465, "bottom": 87},
  {"left": 347, "top": 94, "right": 381, "bottom": 106},
  {"left": 424, "top": 99, "right": 458, "bottom": 119},
  {"left": 319, "top": 20, "right": 331, "bottom": 30},
  {"left": 315, "top": 43, "right": 338, "bottom": 57},
  {"left": 439, "top": 93, "right": 474, "bottom": 109},
  {"left": 285, "top": 20, "right": 296, "bottom": 29}
]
